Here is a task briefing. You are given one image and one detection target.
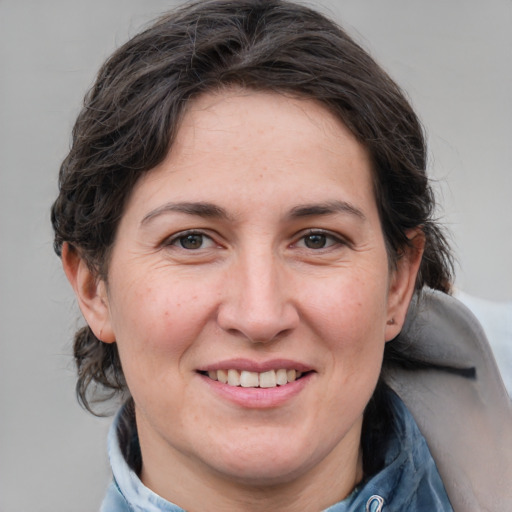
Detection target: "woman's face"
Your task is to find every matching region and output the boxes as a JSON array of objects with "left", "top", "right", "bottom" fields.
[{"left": 78, "top": 90, "right": 419, "bottom": 502}]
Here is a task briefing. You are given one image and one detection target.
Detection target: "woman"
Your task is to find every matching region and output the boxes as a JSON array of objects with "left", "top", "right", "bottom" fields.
[{"left": 51, "top": 1, "right": 511, "bottom": 510}]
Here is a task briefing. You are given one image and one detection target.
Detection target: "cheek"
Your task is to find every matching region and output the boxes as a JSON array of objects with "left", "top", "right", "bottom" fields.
[
  {"left": 318, "top": 298, "right": 386, "bottom": 423},
  {"left": 108, "top": 276, "right": 215, "bottom": 375},
  {"left": 303, "top": 271, "right": 388, "bottom": 389},
  {"left": 304, "top": 269, "right": 389, "bottom": 340},
  {"left": 325, "top": 301, "right": 386, "bottom": 379},
  {"left": 109, "top": 281, "right": 216, "bottom": 418}
]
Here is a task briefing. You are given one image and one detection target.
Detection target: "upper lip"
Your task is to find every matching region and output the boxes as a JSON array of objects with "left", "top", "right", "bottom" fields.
[{"left": 197, "top": 358, "right": 313, "bottom": 373}]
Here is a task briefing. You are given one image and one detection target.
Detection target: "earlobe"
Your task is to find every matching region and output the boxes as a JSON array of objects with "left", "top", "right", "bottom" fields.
[
  {"left": 385, "top": 229, "right": 425, "bottom": 342},
  {"left": 61, "top": 243, "right": 116, "bottom": 343}
]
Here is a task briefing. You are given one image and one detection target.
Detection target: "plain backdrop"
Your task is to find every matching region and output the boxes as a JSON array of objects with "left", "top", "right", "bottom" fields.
[{"left": 0, "top": 1, "right": 511, "bottom": 511}]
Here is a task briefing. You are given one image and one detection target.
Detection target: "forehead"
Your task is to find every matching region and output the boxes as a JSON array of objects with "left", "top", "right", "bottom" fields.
[
  {"left": 127, "top": 89, "right": 376, "bottom": 220},
  {"left": 176, "top": 89, "right": 368, "bottom": 167}
]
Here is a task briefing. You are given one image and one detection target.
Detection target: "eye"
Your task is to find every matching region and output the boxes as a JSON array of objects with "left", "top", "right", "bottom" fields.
[
  {"left": 295, "top": 230, "right": 344, "bottom": 250},
  {"left": 166, "top": 231, "right": 217, "bottom": 250},
  {"left": 303, "top": 233, "right": 328, "bottom": 249}
]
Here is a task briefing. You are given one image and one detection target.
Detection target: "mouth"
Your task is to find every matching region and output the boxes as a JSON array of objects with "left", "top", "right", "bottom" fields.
[{"left": 198, "top": 368, "right": 311, "bottom": 389}]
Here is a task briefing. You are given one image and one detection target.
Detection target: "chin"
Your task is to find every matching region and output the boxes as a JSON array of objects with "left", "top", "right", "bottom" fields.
[
  {"left": 205, "top": 432, "right": 328, "bottom": 486},
  {"left": 217, "top": 455, "right": 313, "bottom": 487}
]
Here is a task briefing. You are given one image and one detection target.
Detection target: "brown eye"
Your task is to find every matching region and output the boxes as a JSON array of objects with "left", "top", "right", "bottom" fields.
[
  {"left": 295, "top": 231, "right": 345, "bottom": 251},
  {"left": 179, "top": 234, "right": 204, "bottom": 249},
  {"left": 304, "top": 234, "right": 327, "bottom": 249},
  {"left": 165, "top": 230, "right": 217, "bottom": 251}
]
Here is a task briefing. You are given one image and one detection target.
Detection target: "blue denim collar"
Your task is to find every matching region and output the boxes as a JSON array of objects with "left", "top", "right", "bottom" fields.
[
  {"left": 102, "top": 391, "right": 452, "bottom": 512},
  {"left": 324, "top": 390, "right": 453, "bottom": 511}
]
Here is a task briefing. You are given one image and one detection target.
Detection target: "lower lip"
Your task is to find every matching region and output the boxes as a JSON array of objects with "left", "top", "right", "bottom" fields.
[{"left": 199, "top": 372, "right": 314, "bottom": 409}]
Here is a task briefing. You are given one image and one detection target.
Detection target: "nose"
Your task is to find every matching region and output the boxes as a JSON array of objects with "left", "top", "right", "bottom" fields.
[{"left": 217, "top": 251, "right": 299, "bottom": 344}]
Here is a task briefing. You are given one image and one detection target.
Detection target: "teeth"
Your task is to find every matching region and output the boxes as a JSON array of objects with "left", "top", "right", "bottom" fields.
[
  {"left": 206, "top": 368, "right": 305, "bottom": 388},
  {"left": 259, "top": 370, "right": 277, "bottom": 388},
  {"left": 287, "top": 369, "right": 296, "bottom": 382},
  {"left": 276, "top": 368, "right": 288, "bottom": 386},
  {"left": 240, "top": 371, "right": 259, "bottom": 387},
  {"left": 227, "top": 369, "right": 240, "bottom": 386},
  {"left": 217, "top": 369, "right": 228, "bottom": 384}
]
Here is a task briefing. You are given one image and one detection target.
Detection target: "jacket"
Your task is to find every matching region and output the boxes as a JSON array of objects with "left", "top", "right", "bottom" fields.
[{"left": 384, "top": 289, "right": 512, "bottom": 511}]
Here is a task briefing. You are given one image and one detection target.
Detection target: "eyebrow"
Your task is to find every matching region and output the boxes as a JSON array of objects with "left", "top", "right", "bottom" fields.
[
  {"left": 141, "top": 199, "right": 366, "bottom": 227},
  {"left": 141, "top": 201, "right": 232, "bottom": 225},
  {"left": 287, "top": 200, "right": 366, "bottom": 221}
]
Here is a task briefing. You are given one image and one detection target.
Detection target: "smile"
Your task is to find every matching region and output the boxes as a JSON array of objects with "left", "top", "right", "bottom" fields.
[{"left": 203, "top": 369, "right": 304, "bottom": 388}]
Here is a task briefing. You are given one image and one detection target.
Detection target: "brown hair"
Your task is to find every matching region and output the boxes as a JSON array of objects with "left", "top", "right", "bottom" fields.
[{"left": 51, "top": 0, "right": 452, "bottom": 414}]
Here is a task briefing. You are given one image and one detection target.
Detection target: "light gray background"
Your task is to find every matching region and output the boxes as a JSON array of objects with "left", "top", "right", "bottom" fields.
[{"left": 1, "top": 1, "right": 511, "bottom": 511}]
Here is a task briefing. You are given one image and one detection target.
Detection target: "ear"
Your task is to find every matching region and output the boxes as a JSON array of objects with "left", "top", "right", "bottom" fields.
[
  {"left": 385, "top": 229, "right": 425, "bottom": 341},
  {"left": 61, "top": 243, "right": 116, "bottom": 343}
]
